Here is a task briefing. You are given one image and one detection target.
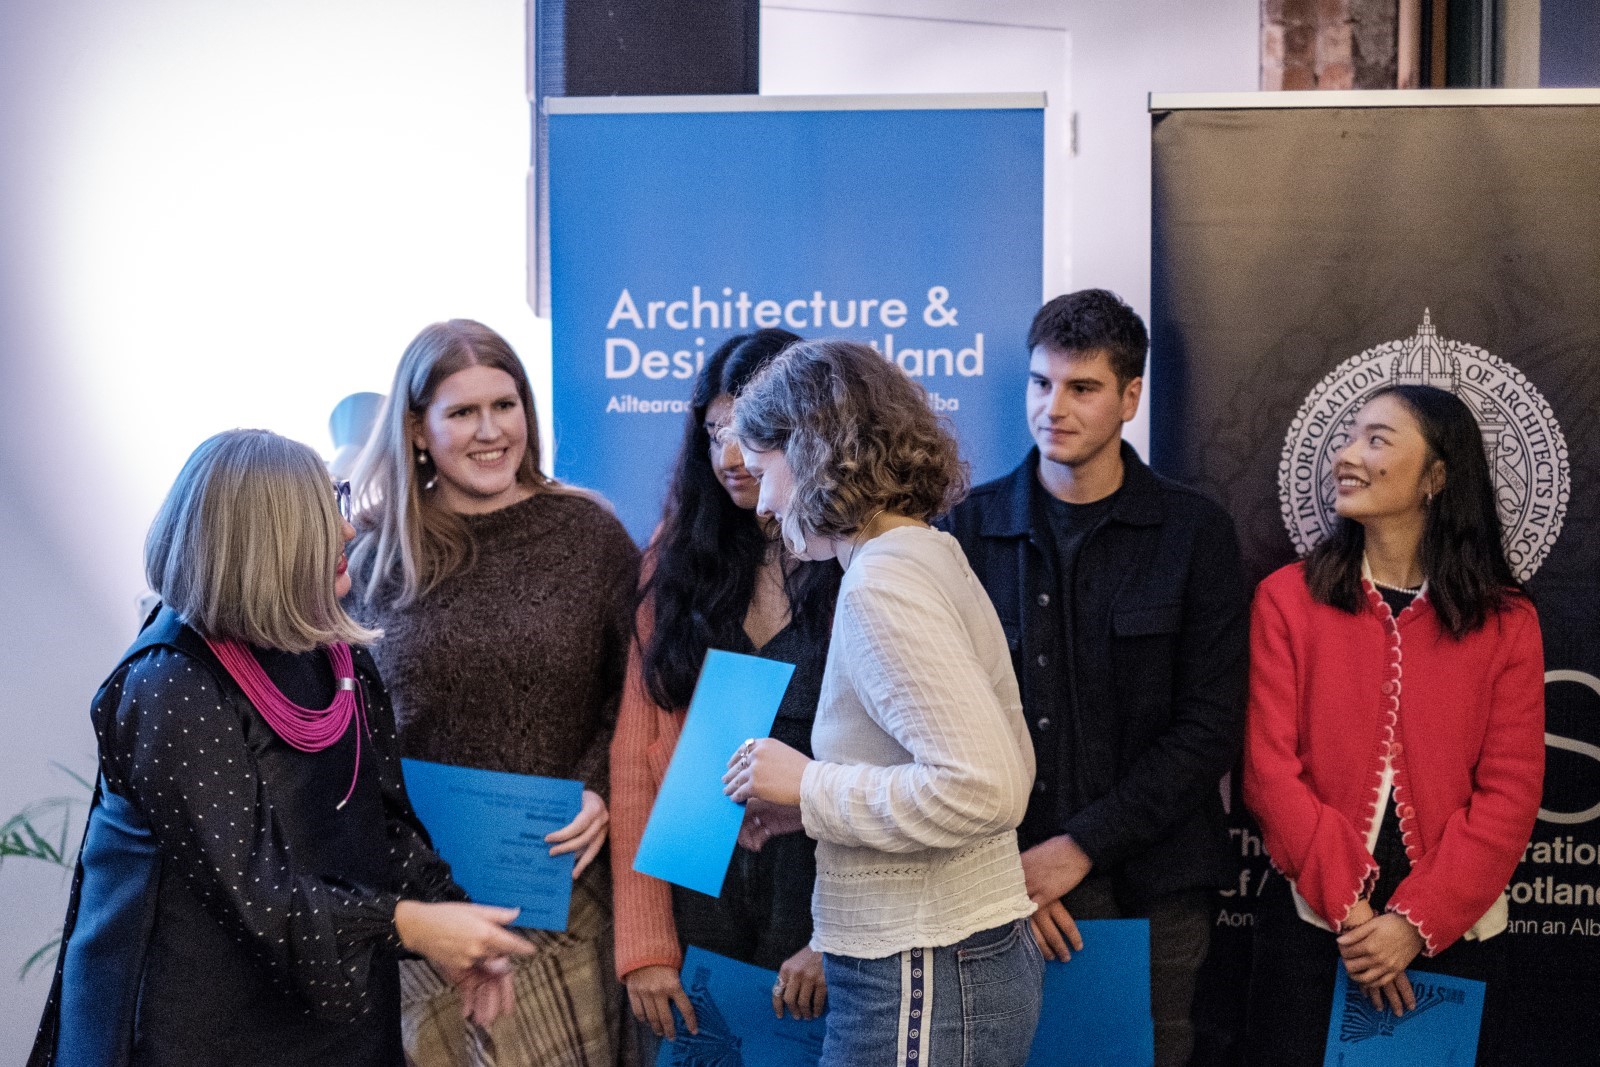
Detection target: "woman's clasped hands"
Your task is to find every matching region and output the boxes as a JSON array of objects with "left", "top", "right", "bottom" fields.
[{"left": 1337, "top": 898, "right": 1424, "bottom": 1016}]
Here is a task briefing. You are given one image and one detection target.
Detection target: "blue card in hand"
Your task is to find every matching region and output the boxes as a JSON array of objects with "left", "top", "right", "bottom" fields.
[
  {"left": 1026, "top": 918, "right": 1154, "bottom": 1067},
  {"left": 400, "top": 758, "right": 583, "bottom": 931},
  {"left": 634, "top": 649, "right": 796, "bottom": 896},
  {"left": 1323, "top": 963, "right": 1484, "bottom": 1067},
  {"left": 655, "top": 947, "right": 826, "bottom": 1067}
]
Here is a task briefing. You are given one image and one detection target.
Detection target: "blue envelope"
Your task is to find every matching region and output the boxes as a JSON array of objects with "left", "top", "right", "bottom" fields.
[
  {"left": 656, "top": 947, "right": 826, "bottom": 1067},
  {"left": 400, "top": 758, "right": 583, "bottom": 931},
  {"left": 1026, "top": 919, "right": 1154, "bottom": 1067},
  {"left": 634, "top": 649, "right": 796, "bottom": 896},
  {"left": 1323, "top": 964, "right": 1484, "bottom": 1067}
]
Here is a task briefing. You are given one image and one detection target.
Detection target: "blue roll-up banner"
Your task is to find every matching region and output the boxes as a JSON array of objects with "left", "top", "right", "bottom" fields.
[{"left": 547, "top": 94, "right": 1044, "bottom": 542}]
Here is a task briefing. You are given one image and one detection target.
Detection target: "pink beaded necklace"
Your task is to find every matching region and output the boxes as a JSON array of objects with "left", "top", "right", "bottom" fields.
[{"left": 205, "top": 637, "right": 369, "bottom": 809}]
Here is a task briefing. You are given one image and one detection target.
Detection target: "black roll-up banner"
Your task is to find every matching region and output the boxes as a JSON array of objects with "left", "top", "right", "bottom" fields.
[{"left": 1150, "top": 100, "right": 1600, "bottom": 1067}]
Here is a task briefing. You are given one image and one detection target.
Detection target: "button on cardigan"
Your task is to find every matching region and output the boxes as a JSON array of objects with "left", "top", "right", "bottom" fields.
[{"left": 1242, "top": 563, "right": 1545, "bottom": 956}]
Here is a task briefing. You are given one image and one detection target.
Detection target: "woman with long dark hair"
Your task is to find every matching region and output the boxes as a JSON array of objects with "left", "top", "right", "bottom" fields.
[
  {"left": 723, "top": 340, "right": 1042, "bottom": 1067},
  {"left": 348, "top": 320, "right": 640, "bottom": 1066},
  {"left": 610, "top": 329, "right": 840, "bottom": 1044},
  {"left": 1242, "top": 384, "right": 1545, "bottom": 1065},
  {"left": 31, "top": 430, "right": 531, "bottom": 1067}
]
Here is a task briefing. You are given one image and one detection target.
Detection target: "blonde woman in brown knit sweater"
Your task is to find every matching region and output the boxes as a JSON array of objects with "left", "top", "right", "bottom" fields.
[
  {"left": 347, "top": 320, "right": 640, "bottom": 1067},
  {"left": 609, "top": 331, "right": 839, "bottom": 1054}
]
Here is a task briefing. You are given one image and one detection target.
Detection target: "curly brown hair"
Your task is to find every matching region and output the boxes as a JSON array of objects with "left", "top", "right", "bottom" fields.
[{"left": 732, "top": 339, "right": 967, "bottom": 538}]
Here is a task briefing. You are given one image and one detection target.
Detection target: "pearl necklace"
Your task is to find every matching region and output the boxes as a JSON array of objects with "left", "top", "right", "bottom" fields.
[{"left": 1371, "top": 579, "right": 1423, "bottom": 596}]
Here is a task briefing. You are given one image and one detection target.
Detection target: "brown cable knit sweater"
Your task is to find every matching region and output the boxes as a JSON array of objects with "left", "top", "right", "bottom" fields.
[{"left": 348, "top": 491, "right": 640, "bottom": 797}]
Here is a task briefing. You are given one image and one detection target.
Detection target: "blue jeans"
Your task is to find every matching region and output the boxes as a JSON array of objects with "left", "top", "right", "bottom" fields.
[{"left": 820, "top": 919, "right": 1043, "bottom": 1067}]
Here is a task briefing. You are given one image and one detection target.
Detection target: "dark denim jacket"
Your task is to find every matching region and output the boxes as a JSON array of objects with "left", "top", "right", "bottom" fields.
[{"left": 941, "top": 444, "right": 1248, "bottom": 907}]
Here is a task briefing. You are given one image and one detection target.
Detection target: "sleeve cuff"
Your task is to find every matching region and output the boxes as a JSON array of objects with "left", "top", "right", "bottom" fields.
[
  {"left": 325, "top": 883, "right": 405, "bottom": 951},
  {"left": 1060, "top": 813, "right": 1116, "bottom": 868},
  {"left": 618, "top": 953, "right": 684, "bottom": 981},
  {"left": 799, "top": 760, "right": 839, "bottom": 843},
  {"left": 1386, "top": 898, "right": 1445, "bottom": 957}
]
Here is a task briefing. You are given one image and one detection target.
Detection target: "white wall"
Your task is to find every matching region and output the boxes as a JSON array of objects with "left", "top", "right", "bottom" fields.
[
  {"left": 761, "top": 5, "right": 1073, "bottom": 296},
  {"left": 763, "top": 0, "right": 1260, "bottom": 453},
  {"left": 0, "top": 1, "right": 540, "bottom": 1055},
  {"left": 1064, "top": 0, "right": 1259, "bottom": 450}
]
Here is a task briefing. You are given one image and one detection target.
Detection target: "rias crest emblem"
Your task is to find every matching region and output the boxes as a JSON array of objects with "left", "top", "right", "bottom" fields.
[{"left": 1278, "top": 311, "right": 1569, "bottom": 581}]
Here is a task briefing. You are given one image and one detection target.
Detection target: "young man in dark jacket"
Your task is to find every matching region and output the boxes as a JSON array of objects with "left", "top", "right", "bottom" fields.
[{"left": 942, "top": 289, "right": 1248, "bottom": 1067}]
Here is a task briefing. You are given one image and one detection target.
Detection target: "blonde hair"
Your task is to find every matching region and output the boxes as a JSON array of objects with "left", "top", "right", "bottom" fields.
[
  {"left": 733, "top": 339, "right": 967, "bottom": 539},
  {"left": 146, "top": 429, "right": 379, "bottom": 653},
  {"left": 350, "top": 318, "right": 568, "bottom": 608}
]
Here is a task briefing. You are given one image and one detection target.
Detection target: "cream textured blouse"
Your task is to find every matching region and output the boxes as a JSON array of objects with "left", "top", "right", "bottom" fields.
[{"left": 800, "top": 525, "right": 1037, "bottom": 958}]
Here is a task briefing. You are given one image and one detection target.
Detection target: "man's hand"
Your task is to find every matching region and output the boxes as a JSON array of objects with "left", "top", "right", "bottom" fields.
[
  {"left": 1029, "top": 898, "right": 1085, "bottom": 962},
  {"left": 1021, "top": 835, "right": 1094, "bottom": 903},
  {"left": 773, "top": 946, "right": 827, "bottom": 1020}
]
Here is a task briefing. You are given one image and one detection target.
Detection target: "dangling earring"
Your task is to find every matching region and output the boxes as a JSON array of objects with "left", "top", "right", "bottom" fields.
[
  {"left": 416, "top": 449, "right": 438, "bottom": 491},
  {"left": 1425, "top": 488, "right": 1434, "bottom": 507}
]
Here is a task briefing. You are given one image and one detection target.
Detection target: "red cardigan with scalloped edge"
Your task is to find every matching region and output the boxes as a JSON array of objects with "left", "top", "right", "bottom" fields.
[{"left": 1242, "top": 562, "right": 1545, "bottom": 956}]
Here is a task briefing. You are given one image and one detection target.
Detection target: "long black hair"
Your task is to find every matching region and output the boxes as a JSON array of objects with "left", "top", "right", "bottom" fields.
[
  {"left": 1305, "top": 384, "right": 1521, "bottom": 637},
  {"left": 640, "top": 329, "right": 841, "bottom": 710}
]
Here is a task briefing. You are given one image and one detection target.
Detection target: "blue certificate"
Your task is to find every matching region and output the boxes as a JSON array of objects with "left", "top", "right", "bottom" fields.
[
  {"left": 400, "top": 758, "right": 583, "bottom": 931},
  {"left": 1026, "top": 919, "right": 1154, "bottom": 1067},
  {"left": 656, "top": 947, "right": 826, "bottom": 1067},
  {"left": 1323, "top": 964, "right": 1483, "bottom": 1067},
  {"left": 633, "top": 649, "right": 796, "bottom": 896}
]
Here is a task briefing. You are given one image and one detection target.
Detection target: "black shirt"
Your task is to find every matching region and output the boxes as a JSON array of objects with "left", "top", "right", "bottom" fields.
[
  {"left": 1025, "top": 488, "right": 1119, "bottom": 839},
  {"left": 672, "top": 618, "right": 827, "bottom": 968},
  {"left": 1377, "top": 585, "right": 1418, "bottom": 618}
]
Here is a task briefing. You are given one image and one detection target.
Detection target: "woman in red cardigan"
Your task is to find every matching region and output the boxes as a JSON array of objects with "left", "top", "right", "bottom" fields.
[{"left": 1242, "top": 384, "right": 1544, "bottom": 1066}]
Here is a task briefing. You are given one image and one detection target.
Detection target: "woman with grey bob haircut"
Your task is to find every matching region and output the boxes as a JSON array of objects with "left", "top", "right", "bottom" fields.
[
  {"left": 146, "top": 428, "right": 381, "bottom": 651},
  {"left": 31, "top": 429, "right": 532, "bottom": 1067},
  {"left": 723, "top": 341, "right": 1044, "bottom": 1067}
]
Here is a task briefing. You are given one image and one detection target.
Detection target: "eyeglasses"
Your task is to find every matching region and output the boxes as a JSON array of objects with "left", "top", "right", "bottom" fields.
[
  {"left": 334, "top": 479, "right": 353, "bottom": 522},
  {"left": 703, "top": 422, "right": 734, "bottom": 446}
]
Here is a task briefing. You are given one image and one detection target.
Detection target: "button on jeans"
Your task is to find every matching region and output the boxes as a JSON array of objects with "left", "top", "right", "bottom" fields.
[{"left": 819, "top": 919, "right": 1044, "bottom": 1067}]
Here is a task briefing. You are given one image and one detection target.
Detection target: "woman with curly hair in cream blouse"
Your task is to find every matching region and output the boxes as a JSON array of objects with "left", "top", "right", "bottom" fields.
[{"left": 722, "top": 339, "right": 1042, "bottom": 1067}]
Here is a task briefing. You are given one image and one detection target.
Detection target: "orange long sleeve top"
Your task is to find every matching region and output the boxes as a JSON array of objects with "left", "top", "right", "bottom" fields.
[{"left": 608, "top": 572, "right": 688, "bottom": 980}]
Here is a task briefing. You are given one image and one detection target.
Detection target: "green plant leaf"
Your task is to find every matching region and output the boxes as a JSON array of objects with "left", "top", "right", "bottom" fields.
[
  {"left": 20, "top": 936, "right": 61, "bottom": 981},
  {"left": 0, "top": 797, "right": 83, "bottom": 869},
  {"left": 49, "top": 762, "right": 94, "bottom": 793},
  {"left": 4, "top": 766, "right": 92, "bottom": 984}
]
